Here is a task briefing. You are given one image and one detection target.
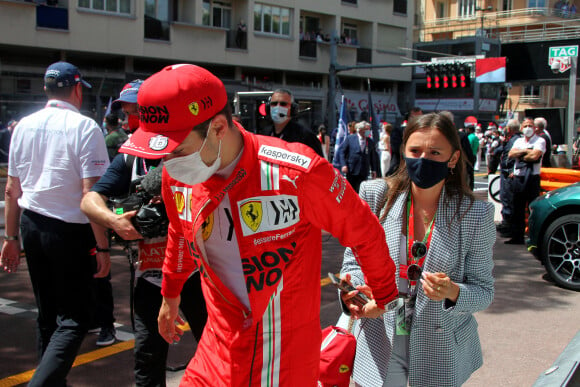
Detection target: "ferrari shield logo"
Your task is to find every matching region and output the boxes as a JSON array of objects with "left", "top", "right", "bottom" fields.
[
  {"left": 241, "top": 201, "right": 262, "bottom": 232},
  {"left": 201, "top": 213, "right": 214, "bottom": 241},
  {"left": 174, "top": 191, "right": 185, "bottom": 214},
  {"left": 188, "top": 102, "right": 199, "bottom": 116}
]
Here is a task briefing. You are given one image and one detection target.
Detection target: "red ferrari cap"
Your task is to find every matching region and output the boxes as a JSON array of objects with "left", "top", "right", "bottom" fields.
[{"left": 119, "top": 64, "right": 227, "bottom": 159}]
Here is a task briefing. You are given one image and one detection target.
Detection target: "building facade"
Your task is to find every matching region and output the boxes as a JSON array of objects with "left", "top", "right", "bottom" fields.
[
  {"left": 0, "top": 0, "right": 414, "bottom": 131},
  {"left": 414, "top": 0, "right": 580, "bottom": 140}
]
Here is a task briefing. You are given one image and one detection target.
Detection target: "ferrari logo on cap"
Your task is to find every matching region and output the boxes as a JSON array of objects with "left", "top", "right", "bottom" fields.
[
  {"left": 149, "top": 135, "right": 169, "bottom": 151},
  {"left": 188, "top": 102, "right": 199, "bottom": 116},
  {"left": 201, "top": 213, "right": 214, "bottom": 241},
  {"left": 241, "top": 201, "right": 262, "bottom": 232}
]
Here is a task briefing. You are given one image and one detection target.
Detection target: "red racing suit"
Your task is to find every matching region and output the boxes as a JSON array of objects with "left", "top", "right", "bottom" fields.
[{"left": 161, "top": 125, "right": 397, "bottom": 386}]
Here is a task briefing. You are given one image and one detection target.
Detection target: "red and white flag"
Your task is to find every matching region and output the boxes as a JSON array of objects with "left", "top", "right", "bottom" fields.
[{"left": 475, "top": 57, "right": 506, "bottom": 83}]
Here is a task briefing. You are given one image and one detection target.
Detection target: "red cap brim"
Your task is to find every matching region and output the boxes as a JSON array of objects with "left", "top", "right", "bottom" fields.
[{"left": 119, "top": 127, "right": 191, "bottom": 159}]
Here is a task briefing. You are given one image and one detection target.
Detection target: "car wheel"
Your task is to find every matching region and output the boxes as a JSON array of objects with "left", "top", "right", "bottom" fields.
[{"left": 541, "top": 214, "right": 580, "bottom": 291}]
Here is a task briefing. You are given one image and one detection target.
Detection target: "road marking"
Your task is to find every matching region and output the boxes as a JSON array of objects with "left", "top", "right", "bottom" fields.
[{"left": 0, "top": 275, "right": 336, "bottom": 385}]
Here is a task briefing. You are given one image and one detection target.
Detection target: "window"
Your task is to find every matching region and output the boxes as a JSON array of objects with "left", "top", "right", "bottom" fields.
[
  {"left": 436, "top": 2, "right": 445, "bottom": 18},
  {"left": 377, "top": 25, "right": 405, "bottom": 51},
  {"left": 393, "top": 0, "right": 407, "bottom": 14},
  {"left": 342, "top": 0, "right": 357, "bottom": 4},
  {"left": 145, "top": 0, "right": 170, "bottom": 40},
  {"left": 458, "top": 0, "right": 475, "bottom": 17},
  {"left": 342, "top": 22, "right": 358, "bottom": 45},
  {"left": 254, "top": 3, "right": 291, "bottom": 36},
  {"left": 527, "top": 0, "right": 546, "bottom": 7},
  {"left": 78, "top": 0, "right": 130, "bottom": 14},
  {"left": 554, "top": 85, "right": 563, "bottom": 99},
  {"left": 502, "top": 0, "right": 513, "bottom": 11},
  {"left": 300, "top": 15, "right": 319, "bottom": 41},
  {"left": 523, "top": 84, "right": 541, "bottom": 97},
  {"left": 202, "top": 0, "right": 231, "bottom": 28}
]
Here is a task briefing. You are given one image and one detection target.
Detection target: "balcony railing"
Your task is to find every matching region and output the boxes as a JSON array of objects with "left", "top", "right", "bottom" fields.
[
  {"left": 518, "top": 95, "right": 545, "bottom": 104},
  {"left": 36, "top": 4, "right": 68, "bottom": 30},
  {"left": 417, "top": 7, "right": 580, "bottom": 43}
]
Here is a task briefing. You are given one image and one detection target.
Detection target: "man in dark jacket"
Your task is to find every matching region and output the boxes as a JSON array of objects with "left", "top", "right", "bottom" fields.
[
  {"left": 266, "top": 88, "right": 323, "bottom": 157},
  {"left": 496, "top": 118, "right": 522, "bottom": 237},
  {"left": 339, "top": 121, "right": 380, "bottom": 192}
]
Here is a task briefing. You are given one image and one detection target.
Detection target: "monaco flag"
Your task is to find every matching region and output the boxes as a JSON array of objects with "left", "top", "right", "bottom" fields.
[{"left": 475, "top": 57, "right": 506, "bottom": 83}]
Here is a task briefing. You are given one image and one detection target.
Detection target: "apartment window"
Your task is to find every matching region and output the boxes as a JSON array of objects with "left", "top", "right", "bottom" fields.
[
  {"left": 523, "top": 84, "right": 541, "bottom": 97},
  {"left": 377, "top": 25, "right": 405, "bottom": 51},
  {"left": 254, "top": 3, "right": 290, "bottom": 36},
  {"left": 458, "top": 0, "right": 475, "bottom": 17},
  {"left": 202, "top": 0, "right": 231, "bottom": 28},
  {"left": 78, "top": 0, "right": 131, "bottom": 14},
  {"left": 502, "top": 0, "right": 513, "bottom": 11},
  {"left": 554, "top": 85, "right": 563, "bottom": 99},
  {"left": 436, "top": 2, "right": 445, "bottom": 18},
  {"left": 145, "top": 0, "right": 170, "bottom": 40},
  {"left": 342, "top": 22, "right": 358, "bottom": 45},
  {"left": 527, "top": 0, "right": 546, "bottom": 7},
  {"left": 393, "top": 0, "right": 407, "bottom": 14}
]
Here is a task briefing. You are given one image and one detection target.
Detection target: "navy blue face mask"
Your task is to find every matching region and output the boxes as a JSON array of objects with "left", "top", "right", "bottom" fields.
[{"left": 404, "top": 156, "right": 450, "bottom": 189}]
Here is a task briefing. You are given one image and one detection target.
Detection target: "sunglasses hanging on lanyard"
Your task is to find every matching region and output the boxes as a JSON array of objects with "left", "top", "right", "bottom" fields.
[{"left": 400, "top": 194, "right": 436, "bottom": 296}]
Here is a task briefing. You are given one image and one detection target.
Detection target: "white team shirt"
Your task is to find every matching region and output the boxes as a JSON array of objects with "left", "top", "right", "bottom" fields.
[
  {"left": 511, "top": 134, "right": 546, "bottom": 176},
  {"left": 8, "top": 99, "right": 109, "bottom": 223},
  {"left": 199, "top": 149, "right": 250, "bottom": 309}
]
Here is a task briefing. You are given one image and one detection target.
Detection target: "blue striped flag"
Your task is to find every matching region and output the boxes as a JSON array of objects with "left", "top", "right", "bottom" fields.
[{"left": 332, "top": 95, "right": 348, "bottom": 168}]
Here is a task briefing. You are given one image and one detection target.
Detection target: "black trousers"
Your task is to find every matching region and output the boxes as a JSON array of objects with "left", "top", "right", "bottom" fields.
[
  {"left": 21, "top": 210, "right": 96, "bottom": 387},
  {"left": 133, "top": 272, "right": 207, "bottom": 387},
  {"left": 511, "top": 174, "right": 541, "bottom": 240},
  {"left": 346, "top": 173, "right": 366, "bottom": 193},
  {"left": 500, "top": 172, "right": 514, "bottom": 225}
]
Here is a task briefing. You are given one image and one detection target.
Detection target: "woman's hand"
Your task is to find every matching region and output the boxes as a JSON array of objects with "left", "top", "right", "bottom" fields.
[
  {"left": 340, "top": 274, "right": 385, "bottom": 319},
  {"left": 420, "top": 271, "right": 459, "bottom": 302}
]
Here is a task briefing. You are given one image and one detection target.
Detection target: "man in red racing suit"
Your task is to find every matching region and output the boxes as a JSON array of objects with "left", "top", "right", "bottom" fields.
[{"left": 119, "top": 64, "right": 398, "bottom": 386}]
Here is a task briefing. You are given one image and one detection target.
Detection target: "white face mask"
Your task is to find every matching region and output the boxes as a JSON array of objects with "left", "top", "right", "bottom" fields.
[
  {"left": 271, "top": 106, "right": 289, "bottom": 124},
  {"left": 164, "top": 125, "right": 222, "bottom": 185},
  {"left": 523, "top": 127, "right": 534, "bottom": 138}
]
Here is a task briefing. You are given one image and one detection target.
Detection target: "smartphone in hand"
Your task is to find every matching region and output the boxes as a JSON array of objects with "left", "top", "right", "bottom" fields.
[{"left": 328, "top": 272, "right": 370, "bottom": 305}]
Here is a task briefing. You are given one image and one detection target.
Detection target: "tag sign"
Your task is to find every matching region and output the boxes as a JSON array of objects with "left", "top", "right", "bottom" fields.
[
  {"left": 548, "top": 45, "right": 578, "bottom": 73},
  {"left": 549, "top": 45, "right": 578, "bottom": 59}
]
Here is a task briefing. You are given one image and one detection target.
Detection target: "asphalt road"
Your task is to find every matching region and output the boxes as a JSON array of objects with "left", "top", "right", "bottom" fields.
[{"left": 1, "top": 175, "right": 579, "bottom": 386}]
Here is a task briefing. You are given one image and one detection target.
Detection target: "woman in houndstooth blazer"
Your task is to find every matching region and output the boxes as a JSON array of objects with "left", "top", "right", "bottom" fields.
[{"left": 340, "top": 113, "right": 495, "bottom": 387}]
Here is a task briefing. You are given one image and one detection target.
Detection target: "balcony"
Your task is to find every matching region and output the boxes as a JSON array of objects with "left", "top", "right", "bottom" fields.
[
  {"left": 36, "top": 3, "right": 67, "bottom": 30},
  {"left": 357, "top": 47, "right": 372, "bottom": 64},
  {"left": 299, "top": 40, "right": 317, "bottom": 59},
  {"left": 416, "top": 7, "right": 580, "bottom": 43}
]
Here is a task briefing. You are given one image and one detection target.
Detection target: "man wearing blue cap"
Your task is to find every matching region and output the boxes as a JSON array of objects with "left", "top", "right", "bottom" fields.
[{"left": 0, "top": 61, "right": 110, "bottom": 386}]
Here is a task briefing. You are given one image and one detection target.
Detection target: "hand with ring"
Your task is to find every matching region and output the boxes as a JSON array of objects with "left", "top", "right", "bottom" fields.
[{"left": 420, "top": 271, "right": 458, "bottom": 302}]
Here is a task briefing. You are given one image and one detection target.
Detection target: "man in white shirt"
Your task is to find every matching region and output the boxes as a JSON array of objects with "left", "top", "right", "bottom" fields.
[
  {"left": 506, "top": 118, "right": 546, "bottom": 244},
  {"left": 0, "top": 61, "right": 110, "bottom": 386}
]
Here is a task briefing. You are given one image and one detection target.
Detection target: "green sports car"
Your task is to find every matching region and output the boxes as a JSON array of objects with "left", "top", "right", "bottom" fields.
[{"left": 527, "top": 182, "right": 580, "bottom": 291}]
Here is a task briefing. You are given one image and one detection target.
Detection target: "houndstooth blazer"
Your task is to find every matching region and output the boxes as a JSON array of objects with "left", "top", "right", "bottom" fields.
[{"left": 341, "top": 179, "right": 495, "bottom": 387}]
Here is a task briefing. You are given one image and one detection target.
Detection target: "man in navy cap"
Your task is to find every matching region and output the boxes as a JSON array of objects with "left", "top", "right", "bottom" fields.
[{"left": 0, "top": 61, "right": 110, "bottom": 386}]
